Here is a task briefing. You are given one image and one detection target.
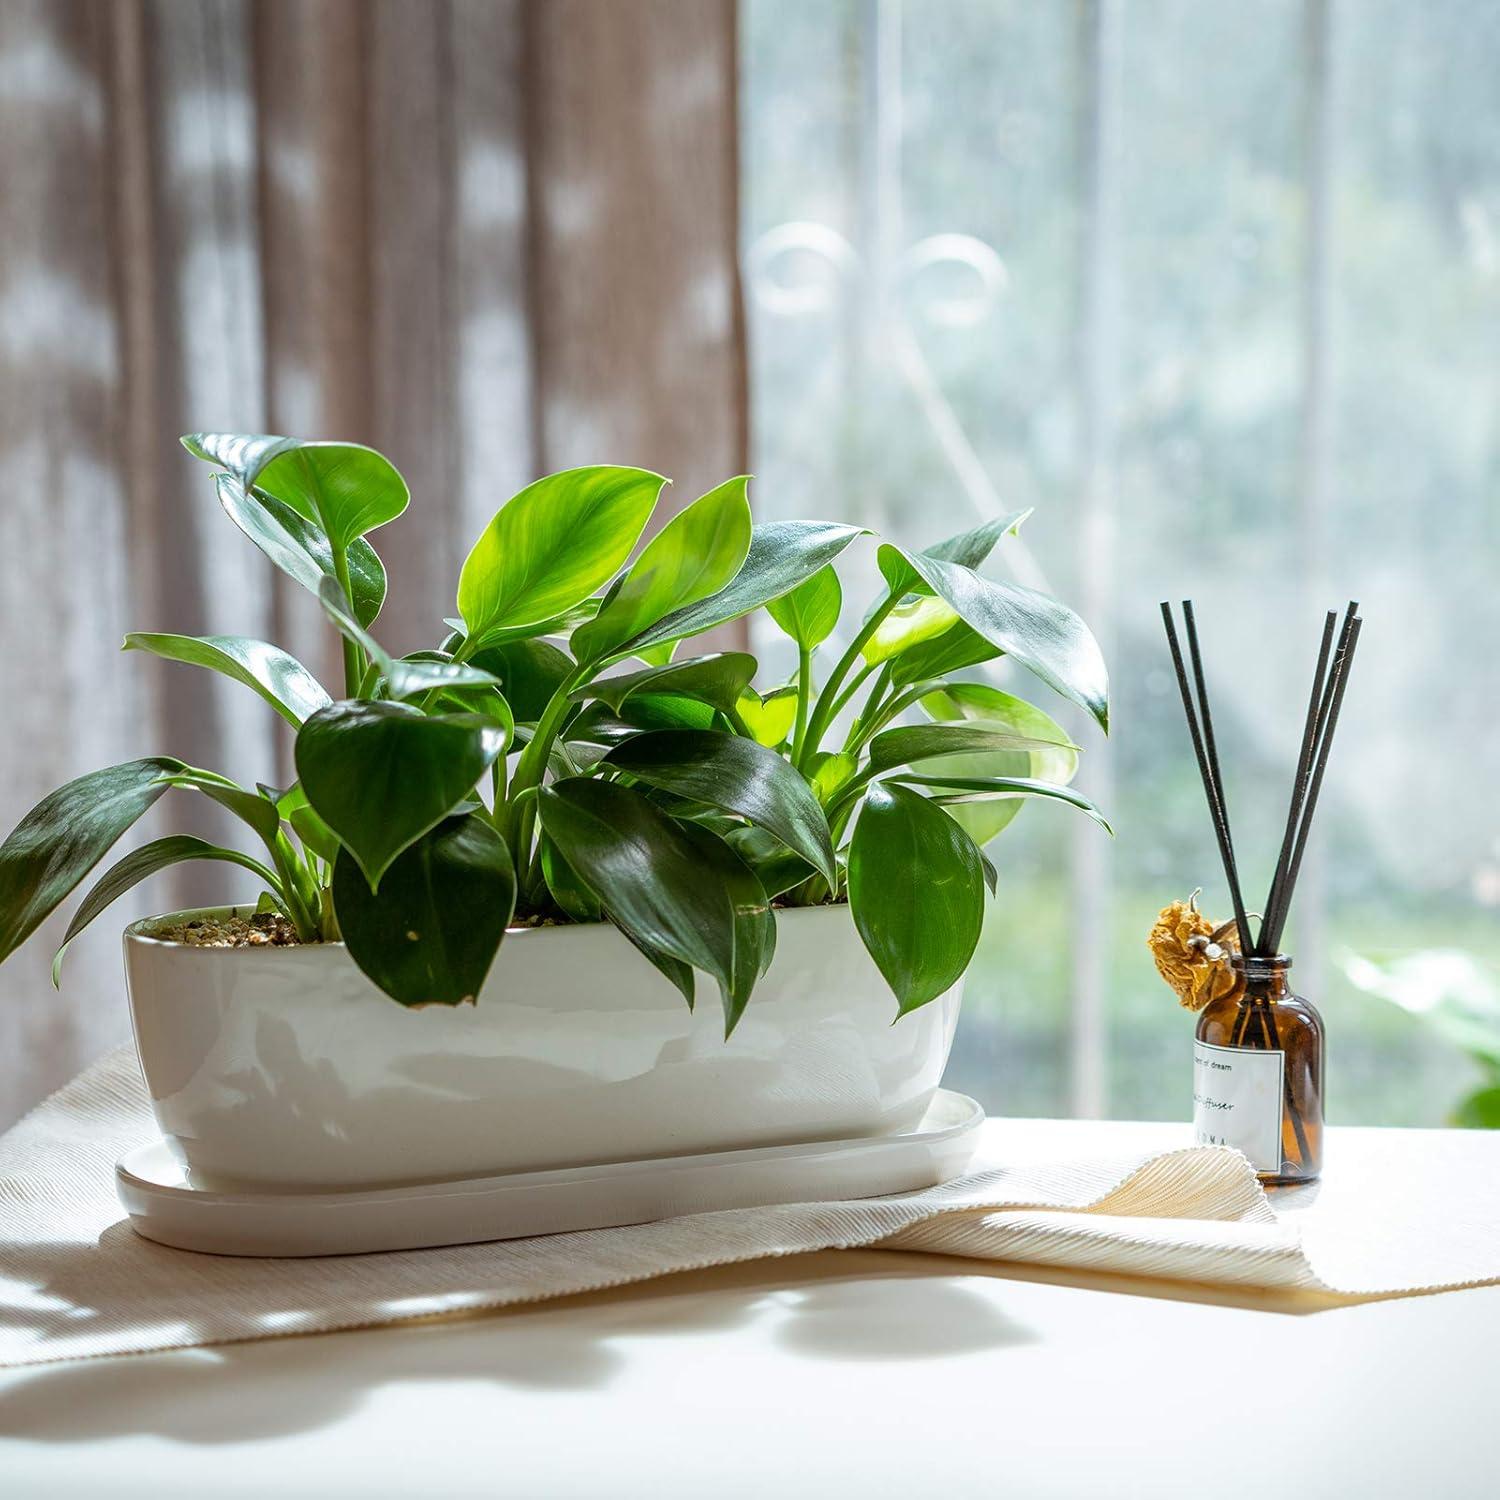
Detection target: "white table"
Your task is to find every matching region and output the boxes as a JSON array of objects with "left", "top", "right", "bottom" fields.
[{"left": 2, "top": 1119, "right": 1497, "bottom": 1499}]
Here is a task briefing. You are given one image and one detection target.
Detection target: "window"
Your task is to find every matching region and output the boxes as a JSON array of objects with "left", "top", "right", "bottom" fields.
[{"left": 741, "top": 0, "right": 1500, "bottom": 1122}]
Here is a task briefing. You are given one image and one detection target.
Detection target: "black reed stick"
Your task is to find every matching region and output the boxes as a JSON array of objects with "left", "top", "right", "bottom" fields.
[
  {"left": 1259, "top": 610, "right": 1338, "bottom": 952},
  {"left": 1262, "top": 613, "right": 1362, "bottom": 954},
  {"left": 1181, "top": 601, "right": 1254, "bottom": 950},
  {"left": 1262, "top": 604, "right": 1358, "bottom": 948},
  {"left": 1160, "top": 602, "right": 1253, "bottom": 951}
]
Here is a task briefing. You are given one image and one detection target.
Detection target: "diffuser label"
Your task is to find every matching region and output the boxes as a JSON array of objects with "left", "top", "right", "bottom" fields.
[{"left": 1192, "top": 1041, "right": 1284, "bottom": 1172}]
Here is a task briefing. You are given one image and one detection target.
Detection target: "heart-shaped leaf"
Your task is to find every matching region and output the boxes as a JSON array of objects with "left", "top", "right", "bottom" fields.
[
  {"left": 848, "top": 781, "right": 984, "bottom": 1014},
  {"left": 866, "top": 721, "right": 1073, "bottom": 775},
  {"left": 736, "top": 687, "right": 798, "bottom": 748},
  {"left": 124, "top": 633, "right": 331, "bottom": 728},
  {"left": 604, "top": 730, "right": 836, "bottom": 885},
  {"left": 891, "top": 775, "right": 1113, "bottom": 835},
  {"left": 295, "top": 702, "right": 505, "bottom": 888},
  {"left": 879, "top": 545, "right": 1109, "bottom": 731},
  {"left": 888, "top": 619, "right": 998, "bottom": 686},
  {"left": 468, "top": 638, "right": 575, "bottom": 723},
  {"left": 333, "top": 813, "right": 515, "bottom": 1006},
  {"left": 578, "top": 654, "right": 756, "bottom": 717},
  {"left": 0, "top": 758, "right": 184, "bottom": 963},
  {"left": 676, "top": 822, "right": 775, "bottom": 1036},
  {"left": 862, "top": 595, "right": 961, "bottom": 666},
  {"left": 617, "top": 521, "right": 865, "bottom": 657},
  {"left": 572, "top": 477, "right": 753, "bottom": 664},
  {"left": 214, "top": 476, "right": 388, "bottom": 625},
  {"left": 766, "top": 563, "right": 842, "bottom": 649},
  {"left": 186, "top": 433, "right": 409, "bottom": 549},
  {"left": 537, "top": 779, "right": 736, "bottom": 996},
  {"left": 458, "top": 466, "right": 666, "bottom": 645},
  {"left": 52, "top": 834, "right": 277, "bottom": 983}
]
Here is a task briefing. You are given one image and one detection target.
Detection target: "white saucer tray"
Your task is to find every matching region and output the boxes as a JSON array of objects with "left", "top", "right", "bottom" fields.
[{"left": 116, "top": 1089, "right": 984, "bottom": 1258}]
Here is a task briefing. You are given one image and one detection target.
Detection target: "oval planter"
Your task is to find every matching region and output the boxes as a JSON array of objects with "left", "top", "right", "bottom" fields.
[{"left": 123, "top": 904, "right": 963, "bottom": 1192}]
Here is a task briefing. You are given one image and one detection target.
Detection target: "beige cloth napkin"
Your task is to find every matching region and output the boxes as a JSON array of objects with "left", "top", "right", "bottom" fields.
[{"left": 3, "top": 1047, "right": 1499, "bottom": 1369}]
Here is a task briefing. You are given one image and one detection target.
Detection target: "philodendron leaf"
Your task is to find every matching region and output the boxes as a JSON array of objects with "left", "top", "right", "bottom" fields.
[
  {"left": 537, "top": 778, "right": 736, "bottom": 1000},
  {"left": 892, "top": 775, "right": 1113, "bottom": 835},
  {"left": 295, "top": 702, "right": 506, "bottom": 888},
  {"left": 458, "top": 466, "right": 666, "bottom": 645},
  {"left": 736, "top": 687, "right": 798, "bottom": 748},
  {"left": 603, "top": 729, "right": 837, "bottom": 886},
  {"left": 0, "top": 758, "right": 184, "bottom": 963},
  {"left": 52, "top": 834, "right": 275, "bottom": 984},
  {"left": 333, "top": 814, "right": 515, "bottom": 1007},
  {"left": 539, "top": 832, "right": 602, "bottom": 923},
  {"left": 676, "top": 822, "right": 775, "bottom": 1037},
  {"left": 888, "top": 619, "right": 998, "bottom": 686},
  {"left": 921, "top": 683, "right": 1080, "bottom": 785},
  {"left": 317, "top": 579, "right": 504, "bottom": 705},
  {"left": 160, "top": 769, "right": 282, "bottom": 843},
  {"left": 848, "top": 781, "right": 985, "bottom": 1015},
  {"left": 572, "top": 477, "right": 753, "bottom": 664},
  {"left": 766, "top": 563, "right": 842, "bottom": 650},
  {"left": 862, "top": 595, "right": 961, "bottom": 666},
  {"left": 617, "top": 520, "right": 865, "bottom": 657},
  {"left": 723, "top": 826, "right": 818, "bottom": 900},
  {"left": 124, "top": 633, "right": 331, "bottom": 728},
  {"left": 186, "top": 433, "right": 410, "bottom": 550},
  {"left": 866, "top": 722, "right": 1073, "bottom": 775},
  {"left": 467, "top": 638, "right": 574, "bottom": 723},
  {"left": 215, "top": 476, "right": 388, "bottom": 625},
  {"left": 577, "top": 654, "right": 756, "bottom": 717},
  {"left": 808, "top": 750, "right": 859, "bottom": 806},
  {"left": 921, "top": 508, "right": 1032, "bottom": 568},
  {"left": 879, "top": 545, "right": 1109, "bottom": 731}
]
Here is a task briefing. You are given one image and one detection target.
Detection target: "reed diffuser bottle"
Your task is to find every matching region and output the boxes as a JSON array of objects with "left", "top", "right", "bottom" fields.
[
  {"left": 1193, "top": 953, "right": 1324, "bottom": 1183},
  {"left": 1158, "top": 600, "right": 1361, "bottom": 1185}
]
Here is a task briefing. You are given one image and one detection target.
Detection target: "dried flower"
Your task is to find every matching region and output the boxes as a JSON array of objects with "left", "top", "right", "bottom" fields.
[{"left": 1147, "top": 892, "right": 1243, "bottom": 1011}]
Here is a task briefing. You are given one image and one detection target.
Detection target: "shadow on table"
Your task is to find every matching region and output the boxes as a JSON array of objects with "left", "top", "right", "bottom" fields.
[{"left": 0, "top": 1251, "right": 1035, "bottom": 1446}]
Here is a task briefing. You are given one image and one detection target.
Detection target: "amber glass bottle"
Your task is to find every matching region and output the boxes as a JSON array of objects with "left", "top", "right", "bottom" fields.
[{"left": 1193, "top": 954, "right": 1323, "bottom": 1184}]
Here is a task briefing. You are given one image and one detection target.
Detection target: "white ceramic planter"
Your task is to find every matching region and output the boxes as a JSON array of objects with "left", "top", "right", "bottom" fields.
[{"left": 123, "top": 905, "right": 962, "bottom": 1192}]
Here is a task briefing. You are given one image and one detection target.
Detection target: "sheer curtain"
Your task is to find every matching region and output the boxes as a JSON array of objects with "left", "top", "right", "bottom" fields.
[{"left": 0, "top": 0, "right": 745, "bottom": 1125}]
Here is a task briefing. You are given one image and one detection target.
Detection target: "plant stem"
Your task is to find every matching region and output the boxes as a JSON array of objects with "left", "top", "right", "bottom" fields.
[
  {"left": 790, "top": 646, "right": 813, "bottom": 764},
  {"left": 800, "top": 593, "right": 900, "bottom": 767},
  {"left": 506, "top": 667, "right": 586, "bottom": 857},
  {"left": 844, "top": 679, "right": 936, "bottom": 756},
  {"left": 329, "top": 542, "right": 364, "bottom": 698}
]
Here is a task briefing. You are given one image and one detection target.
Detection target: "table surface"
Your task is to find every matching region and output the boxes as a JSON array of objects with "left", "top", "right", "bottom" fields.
[{"left": 2, "top": 1117, "right": 1497, "bottom": 1500}]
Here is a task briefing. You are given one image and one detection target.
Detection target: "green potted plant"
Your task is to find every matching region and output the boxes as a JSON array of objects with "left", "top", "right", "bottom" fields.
[{"left": 0, "top": 434, "right": 1109, "bottom": 1190}]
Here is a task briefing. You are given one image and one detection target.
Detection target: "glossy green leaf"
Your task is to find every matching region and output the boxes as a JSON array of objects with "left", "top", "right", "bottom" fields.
[
  {"left": 214, "top": 476, "right": 388, "bottom": 626},
  {"left": 124, "top": 632, "right": 331, "bottom": 728},
  {"left": 618, "top": 520, "right": 865, "bottom": 657},
  {"left": 458, "top": 466, "right": 666, "bottom": 644},
  {"left": 537, "top": 779, "right": 736, "bottom": 997},
  {"left": 862, "top": 595, "right": 961, "bottom": 666},
  {"left": 677, "top": 822, "right": 775, "bottom": 1036},
  {"left": 160, "top": 769, "right": 282, "bottom": 844},
  {"left": 848, "top": 782, "right": 984, "bottom": 1014},
  {"left": 467, "top": 638, "right": 575, "bottom": 723},
  {"left": 295, "top": 702, "right": 505, "bottom": 889},
  {"left": 894, "top": 775, "right": 1113, "bottom": 835},
  {"left": 920, "top": 508, "right": 1031, "bottom": 569},
  {"left": 611, "top": 921, "right": 697, "bottom": 1008},
  {"left": 579, "top": 654, "right": 756, "bottom": 717},
  {"left": 333, "top": 814, "right": 515, "bottom": 1006},
  {"left": 0, "top": 758, "right": 184, "bottom": 963},
  {"left": 604, "top": 730, "right": 836, "bottom": 885},
  {"left": 52, "top": 834, "right": 275, "bottom": 983},
  {"left": 736, "top": 688, "right": 798, "bottom": 748},
  {"left": 539, "top": 832, "right": 603, "bottom": 923},
  {"left": 808, "top": 750, "right": 859, "bottom": 806},
  {"left": 879, "top": 545, "right": 1109, "bottom": 731},
  {"left": 888, "top": 620, "right": 999, "bottom": 686},
  {"left": 921, "top": 683, "right": 1079, "bottom": 785},
  {"left": 767, "top": 564, "right": 842, "bottom": 649},
  {"left": 723, "top": 826, "right": 819, "bottom": 900},
  {"left": 572, "top": 478, "right": 753, "bottom": 664},
  {"left": 186, "top": 433, "right": 409, "bottom": 549},
  {"left": 866, "top": 722, "right": 1072, "bottom": 775}
]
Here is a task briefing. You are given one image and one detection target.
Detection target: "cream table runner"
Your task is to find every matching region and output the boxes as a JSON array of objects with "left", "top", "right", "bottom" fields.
[{"left": 3, "top": 1048, "right": 1499, "bottom": 1369}]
